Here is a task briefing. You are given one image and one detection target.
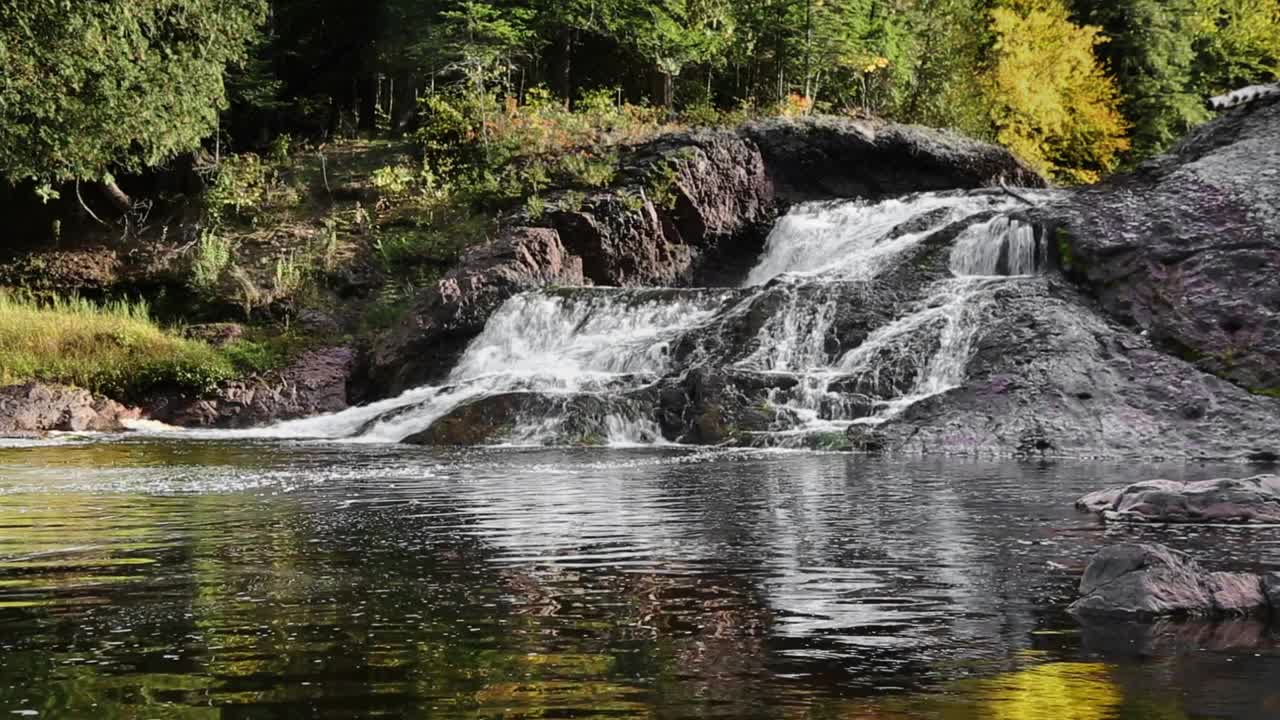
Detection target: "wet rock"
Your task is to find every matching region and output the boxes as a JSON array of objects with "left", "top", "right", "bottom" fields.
[
  {"left": 0, "top": 382, "right": 140, "bottom": 434},
  {"left": 659, "top": 368, "right": 806, "bottom": 444},
  {"left": 845, "top": 425, "right": 886, "bottom": 453},
  {"left": 151, "top": 346, "right": 356, "bottom": 428},
  {"left": 869, "top": 281, "right": 1280, "bottom": 459},
  {"left": 1070, "top": 543, "right": 1270, "bottom": 618},
  {"left": 1040, "top": 96, "right": 1280, "bottom": 393},
  {"left": 1075, "top": 475, "right": 1280, "bottom": 524},
  {"left": 403, "top": 391, "right": 659, "bottom": 446},
  {"left": 369, "top": 228, "right": 585, "bottom": 396}
]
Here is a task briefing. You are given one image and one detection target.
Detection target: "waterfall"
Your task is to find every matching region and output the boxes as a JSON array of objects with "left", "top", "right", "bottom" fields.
[
  {"left": 949, "top": 216, "right": 1042, "bottom": 277},
  {"left": 224, "top": 289, "right": 729, "bottom": 444},
  {"left": 180, "top": 189, "right": 1048, "bottom": 446}
]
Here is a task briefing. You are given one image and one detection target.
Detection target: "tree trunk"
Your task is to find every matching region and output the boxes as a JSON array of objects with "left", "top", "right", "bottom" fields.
[
  {"left": 100, "top": 179, "right": 131, "bottom": 213},
  {"left": 358, "top": 72, "right": 379, "bottom": 133},
  {"left": 557, "top": 28, "right": 574, "bottom": 107}
]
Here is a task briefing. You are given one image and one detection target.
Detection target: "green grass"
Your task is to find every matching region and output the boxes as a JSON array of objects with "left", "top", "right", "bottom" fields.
[{"left": 0, "top": 291, "right": 237, "bottom": 401}]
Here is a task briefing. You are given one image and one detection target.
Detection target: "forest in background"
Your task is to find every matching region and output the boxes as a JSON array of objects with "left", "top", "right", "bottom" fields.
[{"left": 3, "top": 0, "right": 1279, "bottom": 190}]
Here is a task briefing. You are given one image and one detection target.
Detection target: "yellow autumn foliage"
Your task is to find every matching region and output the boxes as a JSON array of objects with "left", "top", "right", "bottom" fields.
[{"left": 984, "top": 0, "right": 1131, "bottom": 184}]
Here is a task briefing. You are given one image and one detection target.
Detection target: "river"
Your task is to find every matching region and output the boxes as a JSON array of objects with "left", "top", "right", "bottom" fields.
[{"left": 2, "top": 440, "right": 1277, "bottom": 718}]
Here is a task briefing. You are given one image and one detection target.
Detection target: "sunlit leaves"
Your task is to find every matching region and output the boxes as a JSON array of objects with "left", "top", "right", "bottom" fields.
[{"left": 984, "top": 0, "right": 1130, "bottom": 184}]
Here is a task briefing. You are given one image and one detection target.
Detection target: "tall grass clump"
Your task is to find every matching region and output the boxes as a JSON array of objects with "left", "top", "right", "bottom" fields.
[{"left": 0, "top": 291, "right": 236, "bottom": 400}]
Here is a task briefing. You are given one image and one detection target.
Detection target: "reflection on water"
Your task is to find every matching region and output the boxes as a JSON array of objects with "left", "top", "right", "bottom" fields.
[{"left": 1, "top": 441, "right": 1278, "bottom": 718}]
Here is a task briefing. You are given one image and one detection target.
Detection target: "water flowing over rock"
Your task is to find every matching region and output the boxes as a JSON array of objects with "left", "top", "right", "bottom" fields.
[
  {"left": 369, "top": 228, "right": 585, "bottom": 395},
  {"left": 200, "top": 105, "right": 1280, "bottom": 456},
  {"left": 0, "top": 382, "right": 140, "bottom": 435},
  {"left": 1076, "top": 476, "right": 1280, "bottom": 524},
  {"left": 369, "top": 117, "right": 1043, "bottom": 394},
  {"left": 1071, "top": 543, "right": 1278, "bottom": 619}
]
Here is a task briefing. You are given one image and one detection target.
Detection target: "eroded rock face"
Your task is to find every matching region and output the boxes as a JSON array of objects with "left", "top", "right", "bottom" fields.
[
  {"left": 864, "top": 280, "right": 1280, "bottom": 460},
  {"left": 369, "top": 228, "right": 585, "bottom": 396},
  {"left": 1076, "top": 476, "right": 1280, "bottom": 524},
  {"left": 1039, "top": 97, "right": 1280, "bottom": 395},
  {"left": 150, "top": 347, "right": 356, "bottom": 428},
  {"left": 1070, "top": 543, "right": 1274, "bottom": 618},
  {"left": 0, "top": 382, "right": 140, "bottom": 435}
]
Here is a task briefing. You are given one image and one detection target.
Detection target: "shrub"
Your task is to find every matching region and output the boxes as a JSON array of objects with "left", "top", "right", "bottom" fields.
[
  {"left": 204, "top": 153, "right": 271, "bottom": 224},
  {"left": 190, "top": 231, "right": 235, "bottom": 292}
]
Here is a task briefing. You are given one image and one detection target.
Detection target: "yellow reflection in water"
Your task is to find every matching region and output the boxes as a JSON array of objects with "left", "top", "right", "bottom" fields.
[
  {"left": 822, "top": 660, "right": 1171, "bottom": 720},
  {"left": 957, "top": 662, "right": 1123, "bottom": 720}
]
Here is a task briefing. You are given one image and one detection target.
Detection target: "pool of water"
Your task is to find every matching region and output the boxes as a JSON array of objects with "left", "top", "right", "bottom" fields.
[{"left": 1, "top": 440, "right": 1278, "bottom": 718}]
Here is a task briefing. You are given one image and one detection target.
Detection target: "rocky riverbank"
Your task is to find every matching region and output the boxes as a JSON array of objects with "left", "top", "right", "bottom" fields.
[{"left": 4, "top": 102, "right": 1280, "bottom": 455}]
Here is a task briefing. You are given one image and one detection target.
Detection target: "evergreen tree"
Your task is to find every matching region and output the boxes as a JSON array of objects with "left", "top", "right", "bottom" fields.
[{"left": 0, "top": 0, "right": 266, "bottom": 201}]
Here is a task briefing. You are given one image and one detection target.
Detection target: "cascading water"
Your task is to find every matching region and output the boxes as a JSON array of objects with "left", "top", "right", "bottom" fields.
[
  {"left": 733, "top": 194, "right": 1046, "bottom": 434},
  {"left": 218, "top": 289, "right": 732, "bottom": 444},
  {"left": 191, "top": 189, "right": 1049, "bottom": 446}
]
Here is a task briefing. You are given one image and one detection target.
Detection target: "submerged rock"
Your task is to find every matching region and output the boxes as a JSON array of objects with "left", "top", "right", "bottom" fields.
[
  {"left": 0, "top": 382, "right": 140, "bottom": 434},
  {"left": 1076, "top": 475, "right": 1280, "bottom": 524},
  {"left": 402, "top": 390, "right": 660, "bottom": 446},
  {"left": 1070, "top": 543, "right": 1275, "bottom": 618}
]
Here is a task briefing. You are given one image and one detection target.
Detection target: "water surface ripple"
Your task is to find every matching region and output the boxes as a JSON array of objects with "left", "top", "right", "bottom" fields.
[{"left": 2, "top": 442, "right": 1278, "bottom": 718}]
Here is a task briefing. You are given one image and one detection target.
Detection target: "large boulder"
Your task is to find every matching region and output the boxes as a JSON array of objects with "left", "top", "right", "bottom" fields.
[
  {"left": 368, "top": 228, "right": 585, "bottom": 396},
  {"left": 742, "top": 116, "right": 1045, "bottom": 203},
  {"left": 150, "top": 346, "right": 356, "bottom": 428},
  {"left": 0, "top": 382, "right": 140, "bottom": 434},
  {"left": 1040, "top": 96, "right": 1280, "bottom": 395},
  {"left": 1076, "top": 475, "right": 1280, "bottom": 524},
  {"left": 862, "top": 280, "right": 1280, "bottom": 459},
  {"left": 1070, "top": 543, "right": 1274, "bottom": 618}
]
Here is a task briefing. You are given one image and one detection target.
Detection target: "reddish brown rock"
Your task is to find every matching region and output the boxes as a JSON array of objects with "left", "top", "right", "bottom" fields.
[
  {"left": 1076, "top": 476, "right": 1280, "bottom": 524},
  {"left": 1071, "top": 543, "right": 1275, "bottom": 618},
  {"left": 151, "top": 346, "right": 356, "bottom": 428},
  {"left": 368, "top": 227, "right": 585, "bottom": 396},
  {"left": 0, "top": 382, "right": 140, "bottom": 434}
]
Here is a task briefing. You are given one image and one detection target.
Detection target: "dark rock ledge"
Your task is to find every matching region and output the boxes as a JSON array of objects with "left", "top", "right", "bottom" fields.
[{"left": 1071, "top": 543, "right": 1280, "bottom": 618}]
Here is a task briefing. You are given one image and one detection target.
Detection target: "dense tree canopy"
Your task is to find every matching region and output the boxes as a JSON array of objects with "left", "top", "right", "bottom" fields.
[
  {"left": 0, "top": 0, "right": 266, "bottom": 194},
  {"left": 2, "top": 0, "right": 1278, "bottom": 191}
]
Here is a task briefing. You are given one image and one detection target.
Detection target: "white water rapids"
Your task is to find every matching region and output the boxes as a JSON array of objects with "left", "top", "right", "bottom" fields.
[{"left": 176, "top": 190, "right": 1046, "bottom": 445}]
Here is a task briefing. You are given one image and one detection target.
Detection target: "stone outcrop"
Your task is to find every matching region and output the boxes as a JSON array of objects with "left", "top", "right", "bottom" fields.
[
  {"left": 1076, "top": 476, "right": 1280, "bottom": 523},
  {"left": 742, "top": 117, "right": 1044, "bottom": 204},
  {"left": 860, "top": 280, "right": 1280, "bottom": 460},
  {"left": 368, "top": 228, "right": 584, "bottom": 396},
  {"left": 0, "top": 382, "right": 140, "bottom": 435},
  {"left": 1036, "top": 96, "right": 1280, "bottom": 395},
  {"left": 149, "top": 346, "right": 356, "bottom": 428},
  {"left": 1070, "top": 543, "right": 1279, "bottom": 618}
]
